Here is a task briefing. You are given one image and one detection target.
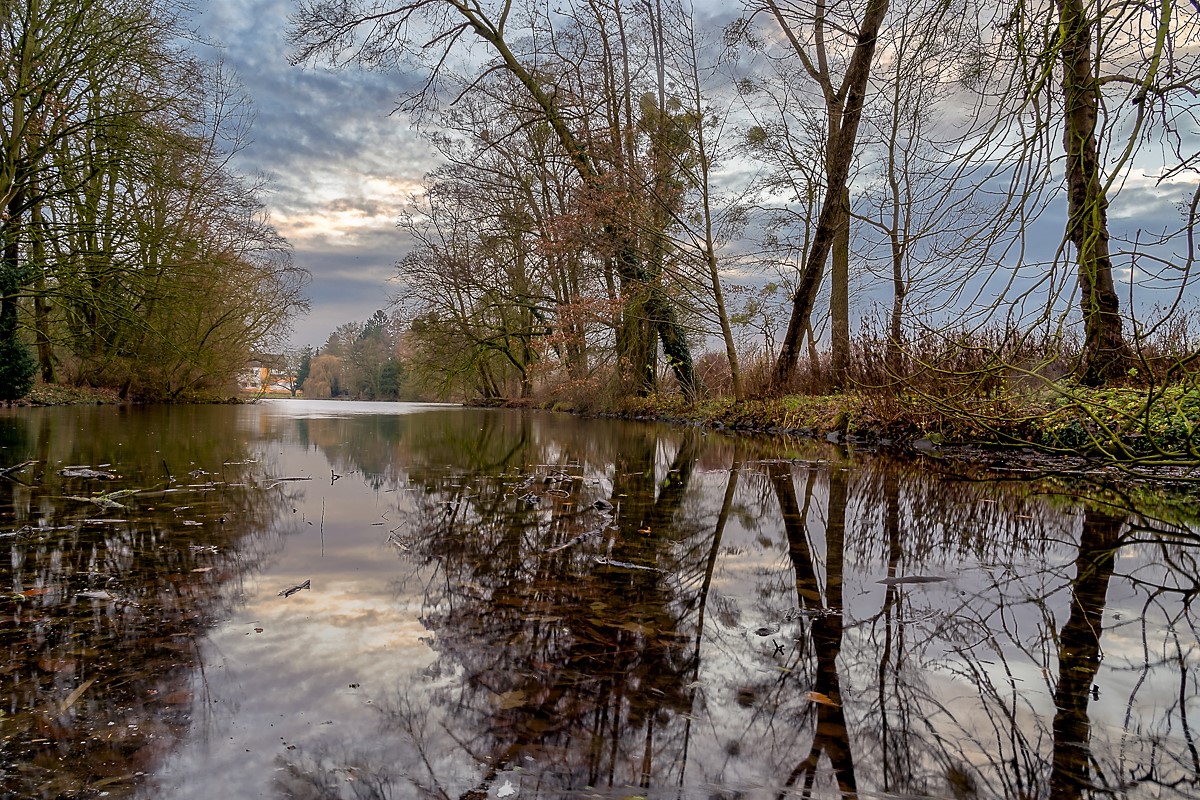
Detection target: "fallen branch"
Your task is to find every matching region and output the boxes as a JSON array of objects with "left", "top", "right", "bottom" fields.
[
  {"left": 1, "top": 460, "right": 35, "bottom": 482},
  {"left": 278, "top": 579, "right": 311, "bottom": 598}
]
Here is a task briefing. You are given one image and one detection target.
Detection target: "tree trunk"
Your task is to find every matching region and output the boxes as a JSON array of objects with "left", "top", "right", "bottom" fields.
[
  {"left": 29, "top": 190, "right": 55, "bottom": 383},
  {"left": 1058, "top": 0, "right": 1131, "bottom": 386},
  {"left": 770, "top": 0, "right": 892, "bottom": 391},
  {"left": 652, "top": 288, "right": 697, "bottom": 402},
  {"left": 830, "top": 186, "right": 851, "bottom": 390},
  {"left": 887, "top": 228, "right": 905, "bottom": 375},
  {"left": 1, "top": 191, "right": 25, "bottom": 341}
]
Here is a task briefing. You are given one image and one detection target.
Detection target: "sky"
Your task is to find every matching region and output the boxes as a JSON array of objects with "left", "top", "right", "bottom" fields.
[
  {"left": 184, "top": 0, "right": 1198, "bottom": 353},
  {"left": 186, "top": 0, "right": 432, "bottom": 350}
]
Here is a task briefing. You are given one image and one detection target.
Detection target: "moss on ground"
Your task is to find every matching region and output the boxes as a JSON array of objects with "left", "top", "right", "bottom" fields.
[
  {"left": 12, "top": 383, "right": 123, "bottom": 407},
  {"left": 575, "top": 382, "right": 1200, "bottom": 465}
]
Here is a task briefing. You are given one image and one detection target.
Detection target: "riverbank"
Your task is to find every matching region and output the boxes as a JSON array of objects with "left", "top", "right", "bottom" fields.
[
  {"left": 15, "top": 380, "right": 1200, "bottom": 475},
  {"left": 9, "top": 384, "right": 249, "bottom": 406},
  {"left": 550, "top": 383, "right": 1200, "bottom": 476},
  {"left": 10, "top": 383, "right": 124, "bottom": 406}
]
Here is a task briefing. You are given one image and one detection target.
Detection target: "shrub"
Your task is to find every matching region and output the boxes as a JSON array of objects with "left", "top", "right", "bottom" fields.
[{"left": 0, "top": 336, "right": 36, "bottom": 402}]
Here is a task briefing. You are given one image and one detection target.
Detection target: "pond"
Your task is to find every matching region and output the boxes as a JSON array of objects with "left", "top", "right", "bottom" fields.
[{"left": 0, "top": 400, "right": 1197, "bottom": 799}]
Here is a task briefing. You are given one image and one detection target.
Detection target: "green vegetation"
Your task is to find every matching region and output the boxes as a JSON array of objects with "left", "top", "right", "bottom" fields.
[
  {"left": 297, "top": 310, "right": 423, "bottom": 401},
  {"left": 1, "top": 0, "right": 308, "bottom": 402},
  {"left": 578, "top": 376, "right": 1200, "bottom": 472}
]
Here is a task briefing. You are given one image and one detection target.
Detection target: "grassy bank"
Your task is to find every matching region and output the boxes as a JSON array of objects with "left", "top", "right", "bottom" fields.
[
  {"left": 569, "top": 382, "right": 1200, "bottom": 468},
  {"left": 9, "top": 384, "right": 124, "bottom": 406}
]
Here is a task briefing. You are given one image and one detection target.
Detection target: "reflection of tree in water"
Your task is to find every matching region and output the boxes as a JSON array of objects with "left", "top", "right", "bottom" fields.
[
  {"left": 843, "top": 457, "right": 1070, "bottom": 796},
  {"left": 851, "top": 475, "right": 1200, "bottom": 799},
  {"left": 768, "top": 459, "right": 857, "bottom": 795},
  {"left": 0, "top": 409, "right": 299, "bottom": 798},
  {"left": 388, "top": 425, "right": 711, "bottom": 797},
  {"left": 747, "top": 453, "right": 1200, "bottom": 800},
  {"left": 253, "top": 408, "right": 1200, "bottom": 800}
]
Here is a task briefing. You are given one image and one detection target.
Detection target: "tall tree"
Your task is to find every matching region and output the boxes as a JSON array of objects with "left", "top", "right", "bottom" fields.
[
  {"left": 1054, "top": 0, "right": 1129, "bottom": 385},
  {"left": 1, "top": 0, "right": 168, "bottom": 388},
  {"left": 288, "top": 0, "right": 699, "bottom": 400},
  {"left": 854, "top": 0, "right": 1010, "bottom": 376},
  {"left": 1, "top": 0, "right": 307, "bottom": 399},
  {"left": 739, "top": 0, "right": 892, "bottom": 391},
  {"left": 1007, "top": 0, "right": 1198, "bottom": 385}
]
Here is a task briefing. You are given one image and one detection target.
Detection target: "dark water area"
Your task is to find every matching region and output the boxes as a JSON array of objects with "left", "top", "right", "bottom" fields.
[{"left": 0, "top": 401, "right": 1197, "bottom": 799}]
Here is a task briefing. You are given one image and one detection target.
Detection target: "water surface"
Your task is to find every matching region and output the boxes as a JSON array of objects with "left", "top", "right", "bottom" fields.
[{"left": 0, "top": 401, "right": 1196, "bottom": 799}]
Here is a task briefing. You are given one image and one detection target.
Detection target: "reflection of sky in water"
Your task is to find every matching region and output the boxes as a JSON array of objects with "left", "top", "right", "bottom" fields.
[
  {"left": 141, "top": 439, "right": 437, "bottom": 798},
  {"left": 259, "top": 398, "right": 457, "bottom": 418},
  {"left": 5, "top": 402, "right": 1187, "bottom": 799}
]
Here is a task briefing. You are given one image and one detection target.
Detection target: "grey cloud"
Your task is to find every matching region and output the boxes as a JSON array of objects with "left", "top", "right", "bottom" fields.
[{"left": 188, "top": 1, "right": 436, "bottom": 347}]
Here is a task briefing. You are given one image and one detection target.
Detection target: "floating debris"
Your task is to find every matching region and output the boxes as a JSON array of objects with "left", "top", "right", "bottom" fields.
[
  {"left": 1, "top": 460, "right": 36, "bottom": 481},
  {"left": 542, "top": 528, "right": 602, "bottom": 554},
  {"left": 64, "top": 489, "right": 140, "bottom": 510},
  {"left": 265, "top": 474, "right": 314, "bottom": 489},
  {"left": 876, "top": 575, "right": 948, "bottom": 586},
  {"left": 594, "top": 556, "right": 663, "bottom": 573},
  {"left": 58, "top": 467, "right": 116, "bottom": 480},
  {"left": 387, "top": 532, "right": 413, "bottom": 551},
  {"left": 804, "top": 690, "right": 840, "bottom": 708},
  {"left": 278, "top": 579, "right": 311, "bottom": 598}
]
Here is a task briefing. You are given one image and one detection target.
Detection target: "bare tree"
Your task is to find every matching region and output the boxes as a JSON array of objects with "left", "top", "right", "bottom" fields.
[
  {"left": 735, "top": 0, "right": 892, "bottom": 391},
  {"left": 289, "top": 0, "right": 700, "bottom": 400}
]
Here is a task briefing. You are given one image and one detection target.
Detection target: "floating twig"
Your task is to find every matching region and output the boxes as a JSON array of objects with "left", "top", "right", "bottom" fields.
[
  {"left": 278, "top": 579, "right": 311, "bottom": 598},
  {"left": 1, "top": 460, "right": 35, "bottom": 481},
  {"left": 59, "top": 467, "right": 118, "bottom": 480},
  {"left": 64, "top": 488, "right": 140, "bottom": 510},
  {"left": 594, "top": 556, "right": 663, "bottom": 573},
  {"left": 876, "top": 575, "right": 947, "bottom": 586},
  {"left": 542, "top": 528, "right": 602, "bottom": 554}
]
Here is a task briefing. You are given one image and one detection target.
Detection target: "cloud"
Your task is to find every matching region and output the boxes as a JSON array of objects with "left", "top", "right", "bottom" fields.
[{"left": 186, "top": 0, "right": 435, "bottom": 348}]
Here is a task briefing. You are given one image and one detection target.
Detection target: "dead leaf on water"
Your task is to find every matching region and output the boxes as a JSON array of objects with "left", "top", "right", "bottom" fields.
[
  {"left": 804, "top": 691, "right": 840, "bottom": 707},
  {"left": 495, "top": 690, "right": 526, "bottom": 710}
]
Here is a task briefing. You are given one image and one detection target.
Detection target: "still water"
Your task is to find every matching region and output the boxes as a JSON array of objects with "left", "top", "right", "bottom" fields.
[{"left": 0, "top": 401, "right": 1197, "bottom": 799}]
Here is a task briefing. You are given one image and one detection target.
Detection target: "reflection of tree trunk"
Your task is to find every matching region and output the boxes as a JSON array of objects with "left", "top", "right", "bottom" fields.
[
  {"left": 771, "top": 463, "right": 822, "bottom": 606},
  {"left": 877, "top": 471, "right": 906, "bottom": 791},
  {"left": 648, "top": 431, "right": 698, "bottom": 530},
  {"left": 1049, "top": 506, "right": 1123, "bottom": 799},
  {"left": 770, "top": 462, "right": 858, "bottom": 795},
  {"left": 680, "top": 457, "right": 740, "bottom": 781}
]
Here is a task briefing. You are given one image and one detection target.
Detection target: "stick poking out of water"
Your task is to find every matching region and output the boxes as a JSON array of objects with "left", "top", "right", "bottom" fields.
[{"left": 278, "top": 579, "right": 311, "bottom": 598}]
